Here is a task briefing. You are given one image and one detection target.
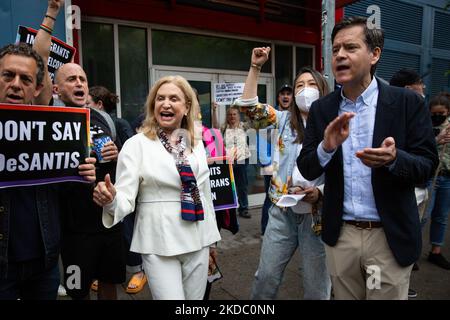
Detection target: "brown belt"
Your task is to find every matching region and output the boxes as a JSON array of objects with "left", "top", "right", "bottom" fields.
[{"left": 344, "top": 220, "right": 382, "bottom": 229}]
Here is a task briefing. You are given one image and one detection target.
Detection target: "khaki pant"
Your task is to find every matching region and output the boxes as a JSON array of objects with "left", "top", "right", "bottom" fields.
[{"left": 325, "top": 223, "right": 413, "bottom": 300}]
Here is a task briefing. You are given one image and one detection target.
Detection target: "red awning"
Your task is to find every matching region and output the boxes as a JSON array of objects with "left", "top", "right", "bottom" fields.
[{"left": 336, "top": 0, "right": 361, "bottom": 8}]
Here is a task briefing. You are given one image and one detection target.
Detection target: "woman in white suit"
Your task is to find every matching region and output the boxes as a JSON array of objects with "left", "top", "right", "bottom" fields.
[{"left": 93, "top": 75, "right": 221, "bottom": 299}]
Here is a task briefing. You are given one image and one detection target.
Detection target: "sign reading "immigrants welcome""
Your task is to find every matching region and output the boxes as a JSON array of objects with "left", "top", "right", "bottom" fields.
[
  {"left": 0, "top": 104, "right": 90, "bottom": 188},
  {"left": 17, "top": 25, "right": 76, "bottom": 82}
]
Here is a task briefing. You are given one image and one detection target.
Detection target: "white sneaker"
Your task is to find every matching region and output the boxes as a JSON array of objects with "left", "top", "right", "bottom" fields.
[{"left": 58, "top": 284, "right": 67, "bottom": 297}]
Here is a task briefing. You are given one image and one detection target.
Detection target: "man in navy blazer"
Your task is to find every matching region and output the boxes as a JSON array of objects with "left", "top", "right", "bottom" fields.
[{"left": 297, "top": 16, "right": 438, "bottom": 300}]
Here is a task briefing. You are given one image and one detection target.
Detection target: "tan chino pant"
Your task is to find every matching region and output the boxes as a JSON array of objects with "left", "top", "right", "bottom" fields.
[{"left": 325, "top": 223, "right": 414, "bottom": 300}]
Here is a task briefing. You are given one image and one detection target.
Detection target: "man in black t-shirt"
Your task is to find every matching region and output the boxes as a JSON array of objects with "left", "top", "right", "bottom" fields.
[{"left": 52, "top": 62, "right": 126, "bottom": 300}]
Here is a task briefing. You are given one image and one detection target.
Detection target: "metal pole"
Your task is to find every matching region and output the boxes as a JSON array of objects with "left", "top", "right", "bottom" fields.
[{"left": 322, "top": 0, "right": 335, "bottom": 91}]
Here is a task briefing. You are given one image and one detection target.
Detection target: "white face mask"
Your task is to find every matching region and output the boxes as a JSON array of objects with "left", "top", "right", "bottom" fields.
[{"left": 295, "top": 87, "right": 320, "bottom": 112}]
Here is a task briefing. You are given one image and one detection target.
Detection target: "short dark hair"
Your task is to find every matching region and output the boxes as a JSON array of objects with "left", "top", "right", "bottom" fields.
[
  {"left": 389, "top": 69, "right": 422, "bottom": 87},
  {"left": 277, "top": 84, "right": 293, "bottom": 95},
  {"left": 89, "top": 86, "right": 119, "bottom": 113},
  {"left": 332, "top": 16, "right": 384, "bottom": 75},
  {"left": 0, "top": 43, "right": 45, "bottom": 86}
]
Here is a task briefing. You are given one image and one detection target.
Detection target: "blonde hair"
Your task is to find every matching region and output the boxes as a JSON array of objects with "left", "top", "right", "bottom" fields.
[{"left": 141, "top": 75, "right": 201, "bottom": 147}]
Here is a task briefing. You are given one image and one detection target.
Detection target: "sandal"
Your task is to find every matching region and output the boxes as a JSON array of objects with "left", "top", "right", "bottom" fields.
[
  {"left": 91, "top": 280, "right": 98, "bottom": 292},
  {"left": 126, "top": 273, "right": 147, "bottom": 294}
]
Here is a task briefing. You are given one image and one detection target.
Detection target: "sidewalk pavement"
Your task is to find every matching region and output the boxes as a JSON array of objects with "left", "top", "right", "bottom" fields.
[{"left": 80, "top": 206, "right": 449, "bottom": 300}]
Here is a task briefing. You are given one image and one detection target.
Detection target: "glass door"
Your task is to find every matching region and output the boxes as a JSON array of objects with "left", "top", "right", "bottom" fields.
[
  {"left": 218, "top": 74, "right": 273, "bottom": 206},
  {"left": 153, "top": 69, "right": 273, "bottom": 207},
  {"left": 154, "top": 69, "right": 217, "bottom": 128}
]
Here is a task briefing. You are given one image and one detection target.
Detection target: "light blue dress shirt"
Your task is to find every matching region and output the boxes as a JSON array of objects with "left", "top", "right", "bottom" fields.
[{"left": 317, "top": 78, "right": 380, "bottom": 221}]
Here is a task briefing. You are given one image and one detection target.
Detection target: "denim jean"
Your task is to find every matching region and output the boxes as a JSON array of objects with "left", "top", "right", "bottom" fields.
[
  {"left": 423, "top": 176, "right": 450, "bottom": 246},
  {"left": 261, "top": 175, "right": 272, "bottom": 234},
  {"left": 251, "top": 205, "right": 331, "bottom": 300},
  {"left": 233, "top": 163, "right": 249, "bottom": 213},
  {"left": 0, "top": 258, "right": 59, "bottom": 300}
]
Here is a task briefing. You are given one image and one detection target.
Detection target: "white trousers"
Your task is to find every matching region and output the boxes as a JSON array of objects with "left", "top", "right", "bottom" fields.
[{"left": 141, "top": 247, "right": 209, "bottom": 300}]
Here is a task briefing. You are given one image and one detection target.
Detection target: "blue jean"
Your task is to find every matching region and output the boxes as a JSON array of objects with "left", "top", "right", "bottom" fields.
[
  {"left": 233, "top": 163, "right": 248, "bottom": 213},
  {"left": 423, "top": 176, "right": 450, "bottom": 246},
  {"left": 251, "top": 205, "right": 331, "bottom": 300},
  {"left": 261, "top": 175, "right": 272, "bottom": 234},
  {"left": 0, "top": 258, "right": 59, "bottom": 300}
]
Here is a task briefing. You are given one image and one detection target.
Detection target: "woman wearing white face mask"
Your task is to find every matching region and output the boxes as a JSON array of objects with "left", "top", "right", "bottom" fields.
[{"left": 234, "top": 47, "right": 331, "bottom": 299}]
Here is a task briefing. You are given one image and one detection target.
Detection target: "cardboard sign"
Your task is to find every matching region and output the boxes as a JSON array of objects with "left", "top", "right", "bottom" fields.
[
  {"left": 0, "top": 104, "right": 90, "bottom": 188},
  {"left": 16, "top": 25, "right": 76, "bottom": 82},
  {"left": 207, "top": 156, "right": 238, "bottom": 210},
  {"left": 213, "top": 83, "right": 245, "bottom": 105}
]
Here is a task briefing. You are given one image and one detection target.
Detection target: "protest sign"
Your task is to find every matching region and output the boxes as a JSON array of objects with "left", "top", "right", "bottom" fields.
[
  {"left": 16, "top": 25, "right": 76, "bottom": 82},
  {"left": 207, "top": 156, "right": 238, "bottom": 210},
  {"left": 0, "top": 104, "right": 90, "bottom": 188},
  {"left": 213, "top": 82, "right": 244, "bottom": 105}
]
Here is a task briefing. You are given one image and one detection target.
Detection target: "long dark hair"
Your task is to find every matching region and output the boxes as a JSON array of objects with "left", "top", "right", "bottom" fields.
[
  {"left": 290, "top": 67, "right": 329, "bottom": 144},
  {"left": 429, "top": 92, "right": 450, "bottom": 111}
]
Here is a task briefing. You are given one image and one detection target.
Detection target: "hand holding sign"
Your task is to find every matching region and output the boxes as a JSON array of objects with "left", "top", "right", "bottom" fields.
[
  {"left": 78, "top": 157, "right": 96, "bottom": 183},
  {"left": 93, "top": 174, "right": 117, "bottom": 207}
]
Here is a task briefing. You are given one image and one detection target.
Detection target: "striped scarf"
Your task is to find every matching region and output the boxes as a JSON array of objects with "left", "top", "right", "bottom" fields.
[{"left": 158, "top": 129, "right": 204, "bottom": 222}]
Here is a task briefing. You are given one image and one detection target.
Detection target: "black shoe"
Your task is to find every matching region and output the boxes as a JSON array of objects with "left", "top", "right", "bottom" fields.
[
  {"left": 412, "top": 262, "right": 419, "bottom": 271},
  {"left": 428, "top": 252, "right": 450, "bottom": 270},
  {"left": 239, "top": 211, "right": 251, "bottom": 219},
  {"left": 408, "top": 289, "right": 417, "bottom": 298}
]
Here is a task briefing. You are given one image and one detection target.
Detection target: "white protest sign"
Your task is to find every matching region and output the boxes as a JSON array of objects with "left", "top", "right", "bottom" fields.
[{"left": 214, "top": 83, "right": 245, "bottom": 105}]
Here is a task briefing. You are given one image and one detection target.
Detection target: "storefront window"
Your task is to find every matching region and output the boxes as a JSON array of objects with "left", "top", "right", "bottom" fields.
[
  {"left": 118, "top": 26, "right": 149, "bottom": 123},
  {"left": 296, "top": 46, "right": 314, "bottom": 72},
  {"left": 189, "top": 80, "right": 212, "bottom": 128},
  {"left": 81, "top": 22, "right": 116, "bottom": 93},
  {"left": 275, "top": 44, "right": 293, "bottom": 102},
  {"left": 152, "top": 30, "right": 271, "bottom": 73}
]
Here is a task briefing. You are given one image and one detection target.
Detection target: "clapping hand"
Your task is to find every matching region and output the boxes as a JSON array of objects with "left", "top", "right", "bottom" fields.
[
  {"left": 356, "top": 137, "right": 397, "bottom": 168},
  {"left": 323, "top": 112, "right": 355, "bottom": 152},
  {"left": 437, "top": 124, "right": 450, "bottom": 145}
]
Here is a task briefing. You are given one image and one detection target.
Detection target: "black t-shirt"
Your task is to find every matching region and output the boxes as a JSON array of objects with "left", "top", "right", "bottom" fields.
[
  {"left": 8, "top": 187, "right": 45, "bottom": 262},
  {"left": 60, "top": 108, "right": 121, "bottom": 234}
]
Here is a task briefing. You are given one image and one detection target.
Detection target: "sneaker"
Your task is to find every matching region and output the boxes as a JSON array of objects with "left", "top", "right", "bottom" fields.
[
  {"left": 58, "top": 284, "right": 67, "bottom": 297},
  {"left": 428, "top": 252, "right": 450, "bottom": 270},
  {"left": 408, "top": 288, "right": 417, "bottom": 298},
  {"left": 412, "top": 262, "right": 419, "bottom": 271},
  {"left": 239, "top": 211, "right": 251, "bottom": 219}
]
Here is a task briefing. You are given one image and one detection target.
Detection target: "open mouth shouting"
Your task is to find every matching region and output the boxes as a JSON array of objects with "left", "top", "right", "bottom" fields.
[
  {"left": 160, "top": 110, "right": 175, "bottom": 121},
  {"left": 281, "top": 97, "right": 290, "bottom": 104},
  {"left": 73, "top": 89, "right": 85, "bottom": 99},
  {"left": 6, "top": 93, "right": 24, "bottom": 104},
  {"left": 335, "top": 64, "right": 351, "bottom": 74}
]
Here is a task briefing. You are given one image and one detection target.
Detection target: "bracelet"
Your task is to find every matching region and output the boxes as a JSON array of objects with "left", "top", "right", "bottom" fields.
[
  {"left": 45, "top": 14, "right": 56, "bottom": 21},
  {"left": 251, "top": 63, "right": 262, "bottom": 70},
  {"left": 40, "top": 24, "right": 53, "bottom": 35}
]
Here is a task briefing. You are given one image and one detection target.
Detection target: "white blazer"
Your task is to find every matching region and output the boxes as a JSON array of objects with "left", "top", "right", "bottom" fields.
[{"left": 102, "top": 133, "right": 221, "bottom": 256}]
